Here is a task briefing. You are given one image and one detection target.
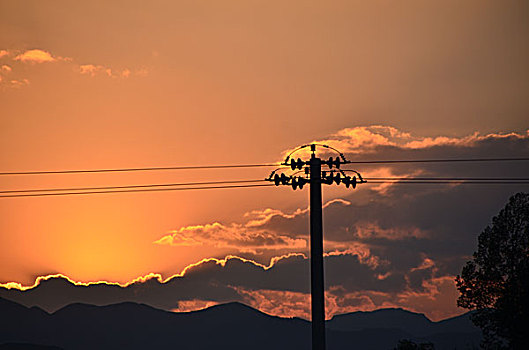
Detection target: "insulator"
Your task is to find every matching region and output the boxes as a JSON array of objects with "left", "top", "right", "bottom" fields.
[
  {"left": 328, "top": 157, "right": 334, "bottom": 169},
  {"left": 280, "top": 173, "right": 289, "bottom": 185},
  {"left": 334, "top": 172, "right": 341, "bottom": 185},
  {"left": 298, "top": 178, "right": 306, "bottom": 190},
  {"left": 322, "top": 171, "right": 327, "bottom": 178},
  {"left": 296, "top": 158, "right": 304, "bottom": 170},
  {"left": 343, "top": 176, "right": 351, "bottom": 188},
  {"left": 334, "top": 157, "right": 341, "bottom": 169},
  {"left": 352, "top": 175, "right": 357, "bottom": 189},
  {"left": 291, "top": 177, "right": 298, "bottom": 190},
  {"left": 290, "top": 159, "right": 296, "bottom": 171},
  {"left": 305, "top": 167, "right": 310, "bottom": 175},
  {"left": 325, "top": 172, "right": 333, "bottom": 185},
  {"left": 274, "top": 174, "right": 280, "bottom": 186}
]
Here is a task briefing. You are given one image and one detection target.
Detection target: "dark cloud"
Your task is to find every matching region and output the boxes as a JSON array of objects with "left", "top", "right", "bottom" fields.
[
  {"left": 247, "top": 129, "right": 529, "bottom": 277},
  {"left": 140, "top": 129, "right": 529, "bottom": 319},
  {"left": 0, "top": 249, "right": 434, "bottom": 314}
]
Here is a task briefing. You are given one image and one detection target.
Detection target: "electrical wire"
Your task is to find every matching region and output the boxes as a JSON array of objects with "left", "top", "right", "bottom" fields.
[
  {"left": 0, "top": 179, "right": 267, "bottom": 194},
  {"left": 1, "top": 179, "right": 528, "bottom": 198},
  {"left": 0, "top": 183, "right": 276, "bottom": 198},
  {"left": 364, "top": 177, "right": 529, "bottom": 181},
  {"left": 0, "top": 164, "right": 281, "bottom": 176},
  {"left": 4, "top": 177, "right": 525, "bottom": 195},
  {"left": 365, "top": 181, "right": 529, "bottom": 184},
  {"left": 1, "top": 157, "right": 528, "bottom": 176},
  {"left": 345, "top": 157, "right": 529, "bottom": 164}
]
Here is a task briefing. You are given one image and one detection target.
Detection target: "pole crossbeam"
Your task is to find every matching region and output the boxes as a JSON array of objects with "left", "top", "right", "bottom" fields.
[{"left": 265, "top": 144, "right": 366, "bottom": 350}]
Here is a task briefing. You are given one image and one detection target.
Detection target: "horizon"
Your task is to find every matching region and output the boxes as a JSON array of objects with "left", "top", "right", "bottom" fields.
[
  {"left": 0, "top": 293, "right": 483, "bottom": 349},
  {"left": 0, "top": 293, "right": 472, "bottom": 323}
]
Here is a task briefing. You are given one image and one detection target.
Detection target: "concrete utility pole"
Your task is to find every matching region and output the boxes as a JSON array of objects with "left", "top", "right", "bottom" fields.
[{"left": 266, "top": 144, "right": 366, "bottom": 350}]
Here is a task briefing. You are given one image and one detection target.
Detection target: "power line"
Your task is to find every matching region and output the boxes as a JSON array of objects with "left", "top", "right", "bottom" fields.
[
  {"left": 3, "top": 177, "right": 526, "bottom": 196},
  {"left": 366, "top": 181, "right": 529, "bottom": 184},
  {"left": 1, "top": 157, "right": 528, "bottom": 176},
  {"left": 346, "top": 157, "right": 529, "bottom": 164},
  {"left": 1, "top": 180, "right": 527, "bottom": 198},
  {"left": 0, "top": 164, "right": 281, "bottom": 176},
  {"left": 377, "top": 177, "right": 529, "bottom": 180},
  {"left": 0, "top": 183, "right": 275, "bottom": 198},
  {"left": 0, "top": 179, "right": 267, "bottom": 194}
]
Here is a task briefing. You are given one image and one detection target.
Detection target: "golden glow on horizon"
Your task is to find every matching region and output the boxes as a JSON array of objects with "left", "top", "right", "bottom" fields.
[
  {"left": 0, "top": 253, "right": 306, "bottom": 291},
  {"left": 0, "top": 253, "right": 470, "bottom": 321},
  {"left": 0, "top": 249, "right": 369, "bottom": 293}
]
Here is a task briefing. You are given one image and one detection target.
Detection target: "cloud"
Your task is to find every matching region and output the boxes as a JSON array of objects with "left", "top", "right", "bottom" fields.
[
  {"left": 155, "top": 126, "right": 529, "bottom": 280},
  {"left": 280, "top": 126, "right": 408, "bottom": 159},
  {"left": 235, "top": 288, "right": 311, "bottom": 319},
  {"left": 79, "top": 64, "right": 115, "bottom": 77},
  {"left": 7, "top": 78, "right": 30, "bottom": 88},
  {"left": 79, "top": 64, "right": 103, "bottom": 76},
  {"left": 0, "top": 254, "right": 301, "bottom": 312},
  {"left": 282, "top": 126, "right": 529, "bottom": 161},
  {"left": 0, "top": 61, "right": 18, "bottom": 88},
  {"left": 155, "top": 222, "right": 306, "bottom": 253},
  {"left": 79, "top": 64, "right": 147, "bottom": 78},
  {"left": 0, "top": 251, "right": 463, "bottom": 321},
  {"left": 0, "top": 48, "right": 148, "bottom": 87},
  {"left": 150, "top": 126, "right": 529, "bottom": 320},
  {"left": 172, "top": 299, "right": 219, "bottom": 312},
  {"left": 244, "top": 199, "right": 351, "bottom": 238},
  {"left": 13, "top": 49, "right": 63, "bottom": 63}
]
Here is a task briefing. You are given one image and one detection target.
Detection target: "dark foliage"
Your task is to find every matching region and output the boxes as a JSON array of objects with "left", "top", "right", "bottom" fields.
[{"left": 456, "top": 192, "right": 529, "bottom": 349}]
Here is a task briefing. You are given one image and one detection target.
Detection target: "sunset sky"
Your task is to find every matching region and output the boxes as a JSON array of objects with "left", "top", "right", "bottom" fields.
[{"left": 1, "top": 0, "right": 528, "bottom": 322}]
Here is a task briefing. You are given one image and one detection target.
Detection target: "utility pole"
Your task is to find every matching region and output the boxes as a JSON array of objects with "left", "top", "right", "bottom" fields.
[
  {"left": 266, "top": 144, "right": 366, "bottom": 350},
  {"left": 309, "top": 149, "right": 325, "bottom": 350}
]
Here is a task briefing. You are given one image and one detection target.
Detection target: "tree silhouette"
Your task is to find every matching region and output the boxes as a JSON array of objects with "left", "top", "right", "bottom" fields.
[{"left": 456, "top": 192, "right": 529, "bottom": 349}]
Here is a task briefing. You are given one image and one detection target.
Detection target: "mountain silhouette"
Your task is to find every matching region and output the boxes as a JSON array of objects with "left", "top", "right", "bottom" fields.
[
  {"left": 0, "top": 297, "right": 481, "bottom": 350},
  {"left": 327, "top": 307, "right": 477, "bottom": 336},
  {"left": 328, "top": 308, "right": 433, "bottom": 334}
]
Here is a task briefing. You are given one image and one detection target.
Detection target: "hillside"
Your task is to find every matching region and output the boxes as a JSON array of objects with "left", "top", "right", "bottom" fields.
[{"left": 0, "top": 297, "right": 481, "bottom": 350}]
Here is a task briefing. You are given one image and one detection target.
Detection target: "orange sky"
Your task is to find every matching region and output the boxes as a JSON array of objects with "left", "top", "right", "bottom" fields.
[{"left": 1, "top": 0, "right": 528, "bottom": 321}]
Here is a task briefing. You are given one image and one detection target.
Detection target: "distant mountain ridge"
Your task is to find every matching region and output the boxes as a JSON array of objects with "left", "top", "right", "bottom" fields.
[
  {"left": 328, "top": 307, "right": 476, "bottom": 337},
  {"left": 0, "top": 297, "right": 481, "bottom": 350}
]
